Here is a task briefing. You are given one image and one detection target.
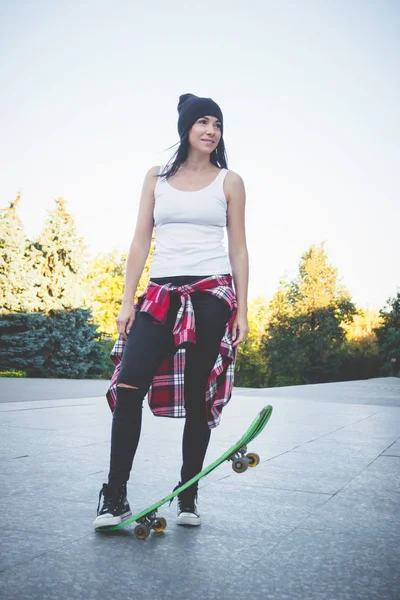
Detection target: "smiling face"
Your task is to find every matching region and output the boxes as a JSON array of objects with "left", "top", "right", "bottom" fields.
[{"left": 188, "top": 115, "right": 222, "bottom": 154}]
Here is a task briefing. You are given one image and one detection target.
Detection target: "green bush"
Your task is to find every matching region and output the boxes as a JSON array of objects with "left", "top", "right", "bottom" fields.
[
  {"left": 0, "top": 370, "right": 27, "bottom": 377},
  {"left": 0, "top": 309, "right": 110, "bottom": 378},
  {"left": 339, "top": 339, "right": 381, "bottom": 381}
]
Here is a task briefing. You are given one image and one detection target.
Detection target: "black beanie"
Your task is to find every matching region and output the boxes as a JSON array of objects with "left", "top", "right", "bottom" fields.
[{"left": 177, "top": 93, "right": 223, "bottom": 139}]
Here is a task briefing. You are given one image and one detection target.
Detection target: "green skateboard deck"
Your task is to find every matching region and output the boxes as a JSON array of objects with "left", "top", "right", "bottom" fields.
[{"left": 96, "top": 405, "right": 273, "bottom": 539}]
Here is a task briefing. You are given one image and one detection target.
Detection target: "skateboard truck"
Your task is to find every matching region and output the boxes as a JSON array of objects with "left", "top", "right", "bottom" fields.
[
  {"left": 134, "top": 511, "right": 167, "bottom": 540},
  {"left": 228, "top": 444, "right": 260, "bottom": 473}
]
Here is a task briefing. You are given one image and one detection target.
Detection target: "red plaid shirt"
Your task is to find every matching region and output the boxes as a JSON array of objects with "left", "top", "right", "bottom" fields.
[{"left": 106, "top": 275, "right": 237, "bottom": 429}]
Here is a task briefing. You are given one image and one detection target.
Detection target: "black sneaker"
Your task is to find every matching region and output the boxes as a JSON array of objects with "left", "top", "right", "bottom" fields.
[
  {"left": 93, "top": 482, "right": 132, "bottom": 529},
  {"left": 175, "top": 483, "right": 201, "bottom": 527}
]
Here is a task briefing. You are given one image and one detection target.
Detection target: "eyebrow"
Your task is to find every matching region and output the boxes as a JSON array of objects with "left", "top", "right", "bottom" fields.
[{"left": 200, "top": 115, "right": 222, "bottom": 123}]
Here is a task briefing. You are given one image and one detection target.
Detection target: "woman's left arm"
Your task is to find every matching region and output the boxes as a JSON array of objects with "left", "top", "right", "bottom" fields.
[{"left": 225, "top": 171, "right": 249, "bottom": 347}]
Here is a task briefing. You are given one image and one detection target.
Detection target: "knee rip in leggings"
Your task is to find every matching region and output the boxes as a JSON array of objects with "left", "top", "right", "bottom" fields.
[{"left": 117, "top": 383, "right": 139, "bottom": 390}]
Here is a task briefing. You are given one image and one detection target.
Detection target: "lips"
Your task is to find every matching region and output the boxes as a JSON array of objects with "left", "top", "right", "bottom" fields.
[{"left": 201, "top": 139, "right": 215, "bottom": 144}]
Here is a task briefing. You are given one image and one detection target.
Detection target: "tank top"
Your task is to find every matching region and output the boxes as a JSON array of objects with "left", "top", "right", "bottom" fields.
[{"left": 150, "top": 167, "right": 232, "bottom": 277}]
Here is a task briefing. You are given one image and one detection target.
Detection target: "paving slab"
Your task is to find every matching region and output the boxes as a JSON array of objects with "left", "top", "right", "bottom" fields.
[{"left": 0, "top": 376, "right": 399, "bottom": 600}]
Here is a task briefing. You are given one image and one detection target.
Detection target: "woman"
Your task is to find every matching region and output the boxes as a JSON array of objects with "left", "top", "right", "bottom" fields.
[{"left": 94, "top": 93, "right": 249, "bottom": 530}]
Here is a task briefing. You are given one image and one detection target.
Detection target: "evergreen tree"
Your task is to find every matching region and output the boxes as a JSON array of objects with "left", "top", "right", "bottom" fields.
[
  {"left": 0, "top": 313, "right": 48, "bottom": 374},
  {"left": 0, "top": 308, "right": 109, "bottom": 378},
  {"left": 34, "top": 197, "right": 86, "bottom": 312},
  {"left": 263, "top": 244, "right": 356, "bottom": 385},
  {"left": 0, "top": 195, "right": 40, "bottom": 313},
  {"left": 375, "top": 290, "right": 400, "bottom": 376},
  {"left": 41, "top": 308, "right": 109, "bottom": 378}
]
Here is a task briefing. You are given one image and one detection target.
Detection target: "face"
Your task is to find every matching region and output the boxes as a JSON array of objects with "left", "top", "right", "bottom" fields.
[{"left": 188, "top": 115, "right": 222, "bottom": 153}]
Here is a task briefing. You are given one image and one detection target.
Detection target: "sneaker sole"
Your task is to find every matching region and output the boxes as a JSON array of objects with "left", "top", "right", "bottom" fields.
[
  {"left": 176, "top": 513, "right": 201, "bottom": 527},
  {"left": 93, "top": 510, "right": 132, "bottom": 529}
]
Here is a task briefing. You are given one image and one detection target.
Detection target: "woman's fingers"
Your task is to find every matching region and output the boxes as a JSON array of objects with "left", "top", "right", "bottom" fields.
[
  {"left": 117, "top": 318, "right": 129, "bottom": 339},
  {"left": 126, "top": 315, "right": 135, "bottom": 336},
  {"left": 232, "top": 319, "right": 249, "bottom": 347},
  {"left": 232, "top": 323, "right": 238, "bottom": 343},
  {"left": 233, "top": 330, "right": 243, "bottom": 347},
  {"left": 116, "top": 305, "right": 136, "bottom": 340}
]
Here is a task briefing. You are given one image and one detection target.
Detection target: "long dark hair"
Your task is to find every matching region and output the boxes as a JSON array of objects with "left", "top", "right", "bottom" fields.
[{"left": 159, "top": 130, "right": 228, "bottom": 180}]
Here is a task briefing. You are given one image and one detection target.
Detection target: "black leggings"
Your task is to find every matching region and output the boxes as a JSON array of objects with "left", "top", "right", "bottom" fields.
[{"left": 108, "top": 275, "right": 231, "bottom": 491}]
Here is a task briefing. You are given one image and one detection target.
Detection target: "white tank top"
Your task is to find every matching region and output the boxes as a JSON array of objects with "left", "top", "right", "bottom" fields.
[{"left": 150, "top": 167, "right": 231, "bottom": 278}]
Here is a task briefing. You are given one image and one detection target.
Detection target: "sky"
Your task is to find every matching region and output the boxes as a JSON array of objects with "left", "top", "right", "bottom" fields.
[{"left": 1, "top": 0, "right": 399, "bottom": 309}]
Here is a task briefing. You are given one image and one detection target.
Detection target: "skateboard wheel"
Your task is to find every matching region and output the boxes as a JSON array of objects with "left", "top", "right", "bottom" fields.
[
  {"left": 152, "top": 517, "right": 167, "bottom": 533},
  {"left": 134, "top": 523, "right": 150, "bottom": 540},
  {"left": 246, "top": 452, "right": 260, "bottom": 467},
  {"left": 232, "top": 457, "right": 248, "bottom": 473}
]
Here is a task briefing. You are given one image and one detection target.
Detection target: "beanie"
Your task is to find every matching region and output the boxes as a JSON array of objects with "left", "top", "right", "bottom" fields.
[{"left": 177, "top": 93, "right": 223, "bottom": 139}]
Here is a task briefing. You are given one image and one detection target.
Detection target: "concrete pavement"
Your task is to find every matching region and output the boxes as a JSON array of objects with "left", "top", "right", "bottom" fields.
[{"left": 0, "top": 377, "right": 399, "bottom": 599}]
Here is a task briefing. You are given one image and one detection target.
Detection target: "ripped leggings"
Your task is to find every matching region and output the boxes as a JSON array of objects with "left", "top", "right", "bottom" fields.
[{"left": 108, "top": 275, "right": 231, "bottom": 490}]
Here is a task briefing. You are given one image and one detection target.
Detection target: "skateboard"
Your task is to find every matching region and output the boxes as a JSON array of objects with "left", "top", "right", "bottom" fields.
[{"left": 96, "top": 404, "right": 273, "bottom": 539}]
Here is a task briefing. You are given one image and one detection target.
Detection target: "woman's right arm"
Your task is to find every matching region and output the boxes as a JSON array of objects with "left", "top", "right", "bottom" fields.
[{"left": 116, "top": 166, "right": 159, "bottom": 338}]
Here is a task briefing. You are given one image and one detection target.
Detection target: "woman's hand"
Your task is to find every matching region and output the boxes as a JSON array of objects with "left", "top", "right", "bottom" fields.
[
  {"left": 116, "top": 302, "right": 136, "bottom": 340},
  {"left": 232, "top": 311, "right": 249, "bottom": 347}
]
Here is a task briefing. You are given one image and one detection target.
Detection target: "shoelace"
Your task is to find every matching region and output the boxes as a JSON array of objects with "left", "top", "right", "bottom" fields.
[
  {"left": 169, "top": 482, "right": 197, "bottom": 512},
  {"left": 178, "top": 496, "right": 195, "bottom": 513},
  {"left": 169, "top": 482, "right": 181, "bottom": 507},
  {"left": 97, "top": 484, "right": 125, "bottom": 514}
]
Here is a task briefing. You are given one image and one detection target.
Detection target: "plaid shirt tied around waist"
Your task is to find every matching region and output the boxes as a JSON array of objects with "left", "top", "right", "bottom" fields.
[{"left": 106, "top": 275, "right": 238, "bottom": 429}]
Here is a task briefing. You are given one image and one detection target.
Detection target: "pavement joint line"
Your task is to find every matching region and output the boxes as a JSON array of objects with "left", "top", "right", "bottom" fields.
[
  {"left": 206, "top": 491, "right": 342, "bottom": 600},
  {"left": 206, "top": 477, "right": 334, "bottom": 496},
  {"left": 0, "top": 403, "right": 98, "bottom": 413},
  {"left": 0, "top": 532, "right": 96, "bottom": 575},
  {"left": 324, "top": 450, "right": 393, "bottom": 501},
  {"left": 295, "top": 410, "right": 380, "bottom": 446},
  {"left": 383, "top": 439, "right": 399, "bottom": 451},
  {"left": 0, "top": 440, "right": 111, "bottom": 463},
  {"left": 377, "top": 440, "right": 400, "bottom": 458},
  {"left": 206, "top": 485, "right": 349, "bottom": 600},
  {"left": 0, "top": 395, "right": 106, "bottom": 405},
  {"left": 0, "top": 424, "right": 59, "bottom": 431}
]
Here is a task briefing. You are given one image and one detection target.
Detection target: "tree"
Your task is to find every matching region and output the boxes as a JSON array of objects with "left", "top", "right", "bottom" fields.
[
  {"left": 235, "top": 296, "right": 270, "bottom": 387},
  {"left": 375, "top": 290, "right": 400, "bottom": 376},
  {"left": 0, "top": 312, "right": 48, "bottom": 374},
  {"left": 0, "top": 195, "right": 40, "bottom": 314},
  {"left": 33, "top": 198, "right": 86, "bottom": 312},
  {"left": 263, "top": 244, "right": 357, "bottom": 385},
  {"left": 0, "top": 308, "right": 109, "bottom": 378},
  {"left": 84, "top": 250, "right": 127, "bottom": 336},
  {"left": 339, "top": 308, "right": 381, "bottom": 381},
  {"left": 84, "top": 238, "right": 155, "bottom": 336}
]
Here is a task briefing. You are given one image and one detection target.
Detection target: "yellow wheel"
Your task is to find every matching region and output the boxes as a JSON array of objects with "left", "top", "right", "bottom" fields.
[
  {"left": 152, "top": 517, "right": 167, "bottom": 533},
  {"left": 246, "top": 452, "right": 260, "bottom": 467},
  {"left": 134, "top": 524, "right": 150, "bottom": 540}
]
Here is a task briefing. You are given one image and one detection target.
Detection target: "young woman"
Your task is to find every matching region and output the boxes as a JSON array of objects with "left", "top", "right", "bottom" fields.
[{"left": 94, "top": 93, "right": 249, "bottom": 529}]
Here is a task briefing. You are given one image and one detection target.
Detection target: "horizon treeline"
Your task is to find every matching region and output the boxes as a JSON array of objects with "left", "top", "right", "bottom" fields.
[{"left": 0, "top": 195, "right": 398, "bottom": 383}]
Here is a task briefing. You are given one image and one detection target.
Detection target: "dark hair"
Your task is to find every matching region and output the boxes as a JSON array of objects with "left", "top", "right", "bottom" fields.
[{"left": 159, "top": 131, "right": 228, "bottom": 180}]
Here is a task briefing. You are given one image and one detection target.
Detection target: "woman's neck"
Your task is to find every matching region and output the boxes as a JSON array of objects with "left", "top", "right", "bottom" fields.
[{"left": 182, "top": 151, "right": 213, "bottom": 173}]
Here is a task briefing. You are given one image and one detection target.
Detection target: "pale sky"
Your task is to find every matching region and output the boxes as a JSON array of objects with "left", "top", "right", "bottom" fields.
[{"left": 1, "top": 0, "right": 399, "bottom": 308}]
